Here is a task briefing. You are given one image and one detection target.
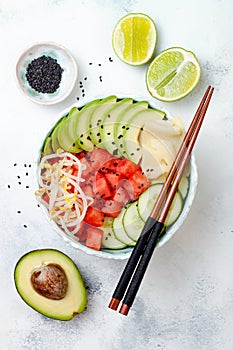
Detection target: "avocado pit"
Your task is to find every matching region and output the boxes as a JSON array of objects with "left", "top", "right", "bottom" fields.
[{"left": 31, "top": 263, "right": 68, "bottom": 300}]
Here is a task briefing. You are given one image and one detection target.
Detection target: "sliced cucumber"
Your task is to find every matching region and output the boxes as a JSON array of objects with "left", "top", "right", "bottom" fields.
[
  {"left": 178, "top": 175, "right": 189, "bottom": 199},
  {"left": 101, "top": 226, "right": 126, "bottom": 249},
  {"left": 112, "top": 207, "right": 136, "bottom": 246},
  {"left": 138, "top": 184, "right": 183, "bottom": 227},
  {"left": 101, "top": 218, "right": 126, "bottom": 249},
  {"left": 122, "top": 201, "right": 145, "bottom": 241}
]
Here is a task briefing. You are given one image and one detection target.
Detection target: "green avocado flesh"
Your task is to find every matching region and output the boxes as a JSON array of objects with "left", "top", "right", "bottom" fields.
[{"left": 14, "top": 249, "right": 87, "bottom": 321}]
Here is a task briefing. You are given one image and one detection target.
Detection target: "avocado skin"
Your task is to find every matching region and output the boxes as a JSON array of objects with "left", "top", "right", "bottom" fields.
[{"left": 14, "top": 249, "right": 87, "bottom": 321}]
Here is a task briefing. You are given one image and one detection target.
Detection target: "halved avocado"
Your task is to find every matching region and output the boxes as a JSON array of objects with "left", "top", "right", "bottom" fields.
[{"left": 14, "top": 249, "right": 87, "bottom": 321}]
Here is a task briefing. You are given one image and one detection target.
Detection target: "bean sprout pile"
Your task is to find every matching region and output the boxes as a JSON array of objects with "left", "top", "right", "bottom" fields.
[{"left": 35, "top": 152, "right": 93, "bottom": 236}]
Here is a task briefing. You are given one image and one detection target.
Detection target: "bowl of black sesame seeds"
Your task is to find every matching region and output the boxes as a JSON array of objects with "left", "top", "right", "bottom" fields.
[{"left": 16, "top": 42, "right": 78, "bottom": 105}]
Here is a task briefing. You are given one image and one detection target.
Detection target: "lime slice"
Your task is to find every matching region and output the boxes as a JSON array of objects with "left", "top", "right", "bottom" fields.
[
  {"left": 146, "top": 47, "right": 201, "bottom": 102},
  {"left": 112, "top": 13, "right": 157, "bottom": 66}
]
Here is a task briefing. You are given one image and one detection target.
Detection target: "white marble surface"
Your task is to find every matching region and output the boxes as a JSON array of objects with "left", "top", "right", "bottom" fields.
[{"left": 1, "top": 0, "right": 233, "bottom": 349}]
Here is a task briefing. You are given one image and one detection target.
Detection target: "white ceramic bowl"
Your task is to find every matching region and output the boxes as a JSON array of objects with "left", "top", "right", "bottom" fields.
[
  {"left": 16, "top": 42, "right": 78, "bottom": 105},
  {"left": 37, "top": 95, "right": 198, "bottom": 259}
]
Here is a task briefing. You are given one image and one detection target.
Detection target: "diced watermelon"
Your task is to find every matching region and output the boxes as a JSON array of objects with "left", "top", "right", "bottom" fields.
[
  {"left": 116, "top": 158, "right": 140, "bottom": 177},
  {"left": 84, "top": 206, "right": 105, "bottom": 227},
  {"left": 104, "top": 171, "right": 124, "bottom": 190},
  {"left": 94, "top": 173, "right": 113, "bottom": 199},
  {"left": 127, "top": 169, "right": 150, "bottom": 200},
  {"left": 75, "top": 221, "right": 87, "bottom": 242},
  {"left": 89, "top": 147, "right": 113, "bottom": 171},
  {"left": 101, "top": 200, "right": 122, "bottom": 218},
  {"left": 98, "top": 158, "right": 120, "bottom": 173},
  {"left": 113, "top": 186, "right": 130, "bottom": 206},
  {"left": 86, "top": 226, "right": 103, "bottom": 251}
]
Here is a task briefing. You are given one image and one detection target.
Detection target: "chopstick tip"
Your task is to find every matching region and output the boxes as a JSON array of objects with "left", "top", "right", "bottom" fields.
[
  {"left": 108, "top": 298, "right": 120, "bottom": 311},
  {"left": 119, "top": 303, "right": 130, "bottom": 316}
]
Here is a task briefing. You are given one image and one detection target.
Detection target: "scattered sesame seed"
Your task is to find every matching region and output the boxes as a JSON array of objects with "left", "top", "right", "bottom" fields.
[
  {"left": 13, "top": 163, "right": 17, "bottom": 167},
  {"left": 23, "top": 224, "right": 27, "bottom": 228},
  {"left": 7, "top": 185, "right": 11, "bottom": 188}
]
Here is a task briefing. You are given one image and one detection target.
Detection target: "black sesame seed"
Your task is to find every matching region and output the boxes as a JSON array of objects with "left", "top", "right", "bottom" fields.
[
  {"left": 98, "top": 119, "right": 101, "bottom": 122},
  {"left": 17, "top": 176, "right": 20, "bottom": 179},
  {"left": 107, "top": 132, "right": 111, "bottom": 135},
  {"left": 109, "top": 57, "right": 113, "bottom": 62},
  {"left": 98, "top": 63, "right": 102, "bottom": 66},
  {"left": 13, "top": 163, "right": 17, "bottom": 166},
  {"left": 18, "top": 182, "right": 21, "bottom": 185},
  {"left": 82, "top": 94, "right": 85, "bottom": 97},
  {"left": 131, "top": 153, "right": 134, "bottom": 156},
  {"left": 99, "top": 76, "right": 103, "bottom": 82},
  {"left": 89, "top": 62, "right": 93, "bottom": 65},
  {"left": 23, "top": 224, "right": 27, "bottom": 228},
  {"left": 98, "top": 139, "right": 102, "bottom": 143},
  {"left": 29, "top": 165, "right": 31, "bottom": 168},
  {"left": 89, "top": 124, "right": 92, "bottom": 128},
  {"left": 97, "top": 132, "right": 100, "bottom": 136},
  {"left": 84, "top": 77, "right": 87, "bottom": 80},
  {"left": 82, "top": 89, "right": 85, "bottom": 93},
  {"left": 7, "top": 185, "right": 11, "bottom": 188},
  {"left": 25, "top": 172, "right": 28, "bottom": 176},
  {"left": 77, "top": 97, "right": 80, "bottom": 100},
  {"left": 24, "top": 164, "right": 27, "bottom": 167},
  {"left": 126, "top": 127, "right": 129, "bottom": 130},
  {"left": 17, "top": 211, "right": 21, "bottom": 214},
  {"left": 26, "top": 186, "right": 29, "bottom": 189},
  {"left": 26, "top": 55, "right": 63, "bottom": 94}
]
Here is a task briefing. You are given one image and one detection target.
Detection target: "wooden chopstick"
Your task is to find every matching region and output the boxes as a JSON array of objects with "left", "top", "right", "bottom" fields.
[{"left": 108, "top": 86, "right": 214, "bottom": 315}]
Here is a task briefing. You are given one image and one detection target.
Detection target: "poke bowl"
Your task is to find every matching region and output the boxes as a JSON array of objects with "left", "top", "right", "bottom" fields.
[{"left": 35, "top": 95, "right": 198, "bottom": 259}]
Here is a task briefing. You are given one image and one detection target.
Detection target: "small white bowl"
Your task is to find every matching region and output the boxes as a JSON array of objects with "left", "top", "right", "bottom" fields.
[
  {"left": 16, "top": 42, "right": 78, "bottom": 105},
  {"left": 36, "top": 95, "right": 198, "bottom": 259}
]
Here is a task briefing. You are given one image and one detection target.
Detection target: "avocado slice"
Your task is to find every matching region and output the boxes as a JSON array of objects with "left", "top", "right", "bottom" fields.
[
  {"left": 100, "top": 98, "right": 133, "bottom": 154},
  {"left": 113, "top": 101, "right": 149, "bottom": 156},
  {"left": 75, "top": 99, "right": 101, "bottom": 151},
  {"left": 56, "top": 117, "right": 81, "bottom": 153},
  {"left": 43, "top": 136, "right": 53, "bottom": 155},
  {"left": 122, "top": 108, "right": 166, "bottom": 164},
  {"left": 14, "top": 249, "right": 87, "bottom": 321},
  {"left": 51, "top": 118, "right": 64, "bottom": 153},
  {"left": 88, "top": 96, "right": 117, "bottom": 145}
]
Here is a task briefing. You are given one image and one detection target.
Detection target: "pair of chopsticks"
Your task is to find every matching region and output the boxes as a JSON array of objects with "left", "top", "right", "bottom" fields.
[{"left": 108, "top": 86, "right": 214, "bottom": 316}]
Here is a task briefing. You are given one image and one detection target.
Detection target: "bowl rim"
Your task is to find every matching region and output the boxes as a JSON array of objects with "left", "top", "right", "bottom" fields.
[
  {"left": 35, "top": 94, "right": 198, "bottom": 259},
  {"left": 15, "top": 41, "right": 78, "bottom": 105}
]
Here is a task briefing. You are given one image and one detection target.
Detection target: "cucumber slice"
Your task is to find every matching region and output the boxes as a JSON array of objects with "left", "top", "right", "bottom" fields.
[
  {"left": 101, "top": 226, "right": 127, "bottom": 249},
  {"left": 122, "top": 201, "right": 145, "bottom": 241},
  {"left": 138, "top": 184, "right": 183, "bottom": 227},
  {"left": 178, "top": 175, "right": 189, "bottom": 199},
  {"left": 112, "top": 207, "right": 136, "bottom": 246},
  {"left": 101, "top": 218, "right": 126, "bottom": 249}
]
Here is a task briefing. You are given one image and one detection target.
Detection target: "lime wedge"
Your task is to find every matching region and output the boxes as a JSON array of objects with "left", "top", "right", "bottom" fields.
[
  {"left": 112, "top": 13, "right": 157, "bottom": 66},
  {"left": 146, "top": 47, "right": 201, "bottom": 102}
]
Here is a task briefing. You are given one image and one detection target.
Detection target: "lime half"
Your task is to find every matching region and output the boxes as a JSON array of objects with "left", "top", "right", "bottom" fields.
[
  {"left": 112, "top": 13, "right": 157, "bottom": 66},
  {"left": 146, "top": 47, "right": 201, "bottom": 102}
]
